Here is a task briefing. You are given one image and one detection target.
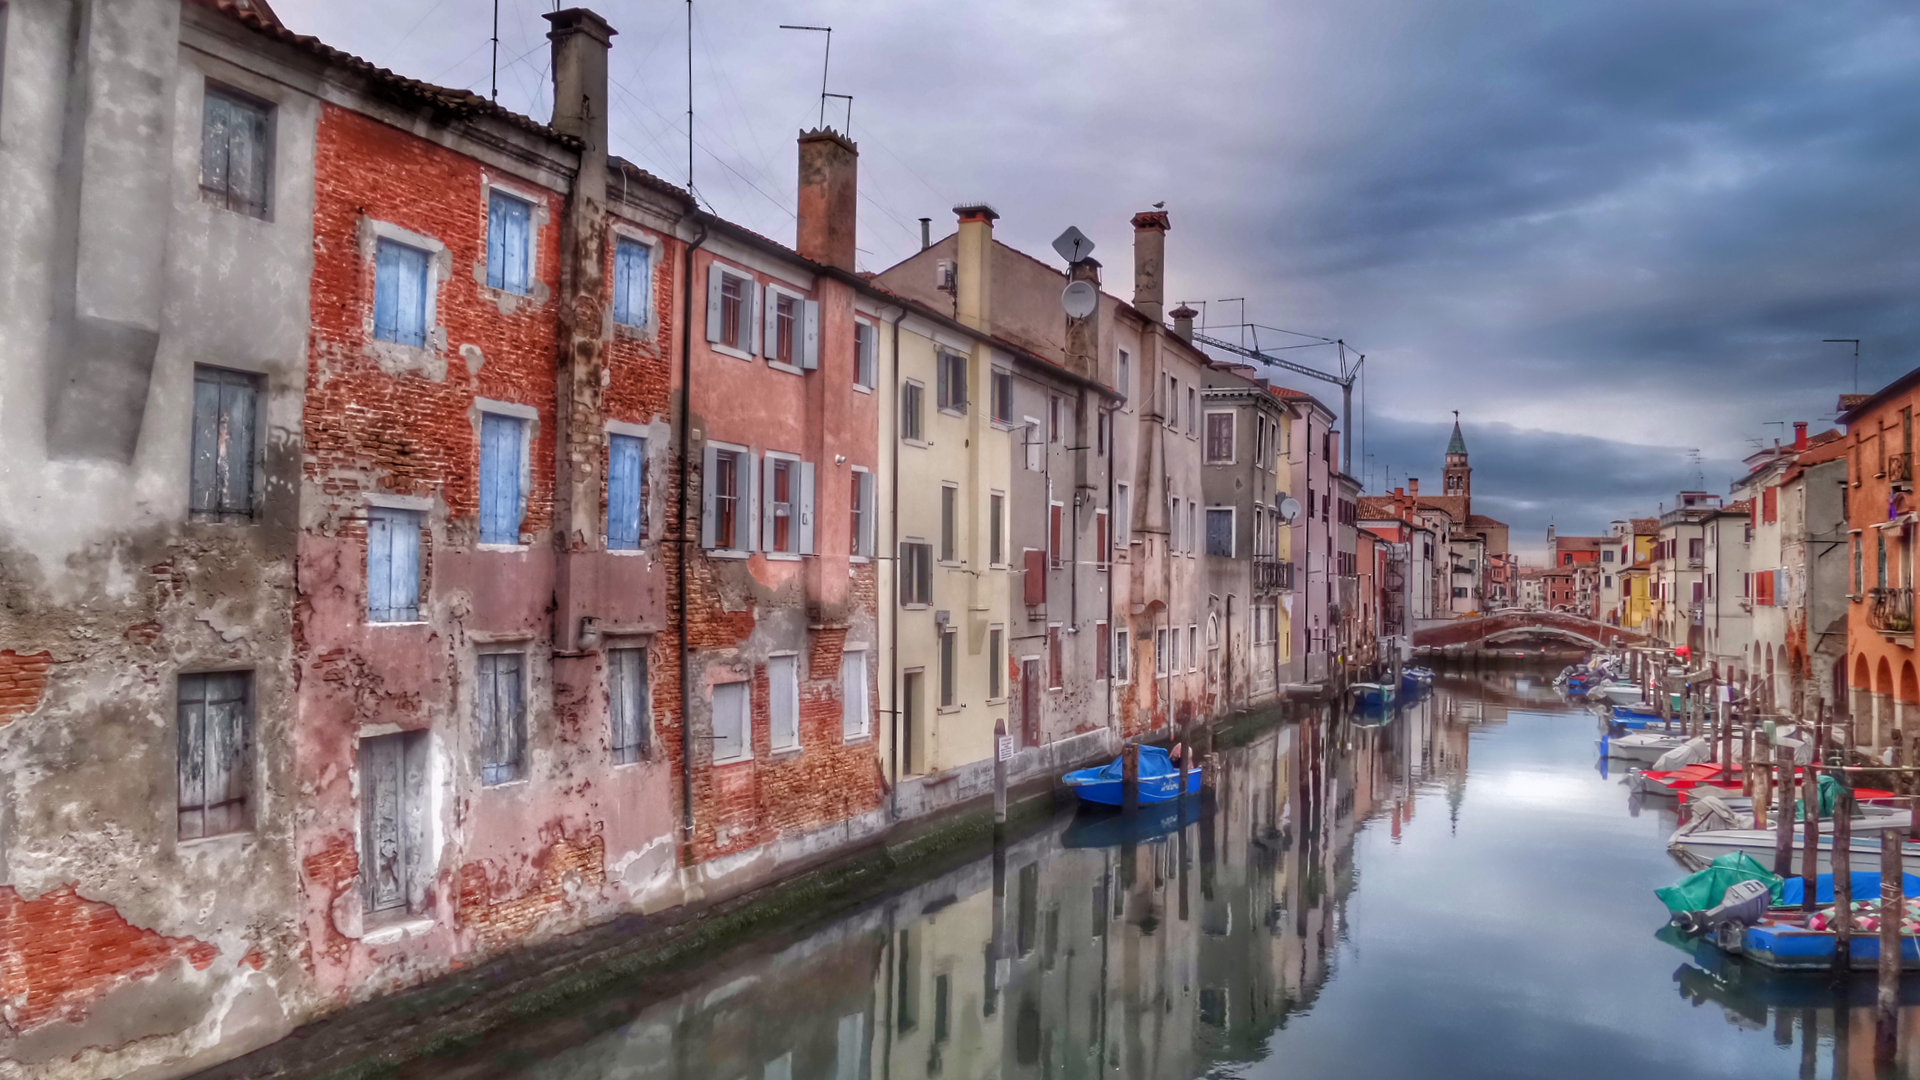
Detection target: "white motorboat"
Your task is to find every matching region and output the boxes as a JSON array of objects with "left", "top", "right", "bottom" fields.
[
  {"left": 1602, "top": 731, "right": 1695, "bottom": 764},
  {"left": 1670, "top": 810, "right": 1918, "bottom": 871}
]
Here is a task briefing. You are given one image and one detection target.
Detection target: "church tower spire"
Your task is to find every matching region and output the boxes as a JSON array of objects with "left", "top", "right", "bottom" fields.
[{"left": 1444, "top": 410, "right": 1471, "bottom": 510}]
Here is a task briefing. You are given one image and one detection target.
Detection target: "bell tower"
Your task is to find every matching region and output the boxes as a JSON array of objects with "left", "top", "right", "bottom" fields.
[{"left": 1443, "top": 411, "right": 1471, "bottom": 509}]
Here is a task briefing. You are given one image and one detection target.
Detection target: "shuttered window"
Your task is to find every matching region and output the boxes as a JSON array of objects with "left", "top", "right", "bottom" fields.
[
  {"left": 1205, "top": 412, "right": 1234, "bottom": 463},
  {"left": 476, "top": 652, "right": 526, "bottom": 785},
  {"left": 850, "top": 469, "right": 874, "bottom": 557},
  {"left": 854, "top": 321, "right": 877, "bottom": 388},
  {"left": 712, "top": 681, "right": 749, "bottom": 763},
  {"left": 988, "top": 628, "right": 1003, "bottom": 699},
  {"left": 902, "top": 381, "right": 925, "bottom": 442},
  {"left": 938, "top": 629, "right": 957, "bottom": 707},
  {"left": 367, "top": 507, "right": 422, "bottom": 622},
  {"left": 177, "top": 671, "right": 251, "bottom": 839},
  {"left": 479, "top": 413, "right": 527, "bottom": 545},
  {"left": 200, "top": 85, "right": 272, "bottom": 218},
  {"left": 990, "top": 368, "right": 1013, "bottom": 424},
  {"left": 1049, "top": 503, "right": 1064, "bottom": 569},
  {"left": 486, "top": 190, "right": 532, "bottom": 294},
  {"left": 613, "top": 237, "right": 652, "bottom": 327},
  {"left": 1114, "top": 628, "right": 1130, "bottom": 683},
  {"left": 1096, "top": 620, "right": 1110, "bottom": 679},
  {"left": 1095, "top": 510, "right": 1109, "bottom": 570},
  {"left": 608, "top": 646, "right": 650, "bottom": 764},
  {"left": 1047, "top": 626, "right": 1063, "bottom": 688},
  {"left": 374, "top": 239, "right": 431, "bottom": 347},
  {"left": 990, "top": 493, "right": 1005, "bottom": 566},
  {"left": 940, "top": 484, "right": 958, "bottom": 562},
  {"left": 702, "top": 445, "right": 755, "bottom": 551},
  {"left": 189, "top": 366, "right": 259, "bottom": 522},
  {"left": 842, "top": 649, "right": 870, "bottom": 739},
  {"left": 900, "top": 542, "right": 933, "bottom": 605},
  {"left": 938, "top": 351, "right": 968, "bottom": 412},
  {"left": 607, "top": 434, "right": 646, "bottom": 549},
  {"left": 359, "top": 731, "right": 426, "bottom": 913},
  {"left": 770, "top": 654, "right": 800, "bottom": 751},
  {"left": 1206, "top": 508, "right": 1234, "bottom": 558},
  {"left": 761, "top": 455, "right": 814, "bottom": 554}
]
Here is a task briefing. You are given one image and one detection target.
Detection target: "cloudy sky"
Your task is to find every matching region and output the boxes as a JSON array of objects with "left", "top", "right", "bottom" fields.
[{"left": 282, "top": 0, "right": 1920, "bottom": 559}]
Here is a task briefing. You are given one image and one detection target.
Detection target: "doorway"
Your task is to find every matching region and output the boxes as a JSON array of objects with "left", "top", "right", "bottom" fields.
[{"left": 901, "top": 670, "right": 924, "bottom": 775}]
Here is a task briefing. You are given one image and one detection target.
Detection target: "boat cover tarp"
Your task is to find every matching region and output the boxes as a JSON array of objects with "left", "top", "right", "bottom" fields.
[
  {"left": 1082, "top": 745, "right": 1177, "bottom": 782},
  {"left": 1652, "top": 737, "right": 1712, "bottom": 772},
  {"left": 1778, "top": 873, "right": 1920, "bottom": 906},
  {"left": 1655, "top": 853, "right": 1785, "bottom": 915}
]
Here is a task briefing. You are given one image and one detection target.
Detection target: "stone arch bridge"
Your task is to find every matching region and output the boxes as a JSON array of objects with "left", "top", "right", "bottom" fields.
[{"left": 1412, "top": 611, "right": 1651, "bottom": 651}]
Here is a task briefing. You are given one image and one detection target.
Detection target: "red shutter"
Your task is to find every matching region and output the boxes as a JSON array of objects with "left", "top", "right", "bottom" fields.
[
  {"left": 1049, "top": 505, "right": 1064, "bottom": 569},
  {"left": 1762, "top": 488, "right": 1777, "bottom": 524},
  {"left": 1024, "top": 549, "right": 1047, "bottom": 606}
]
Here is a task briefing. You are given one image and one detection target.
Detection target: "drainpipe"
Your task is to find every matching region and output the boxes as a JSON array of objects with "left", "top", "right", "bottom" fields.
[
  {"left": 1107, "top": 400, "right": 1116, "bottom": 740},
  {"left": 675, "top": 214, "right": 710, "bottom": 854},
  {"left": 887, "top": 305, "right": 906, "bottom": 819}
]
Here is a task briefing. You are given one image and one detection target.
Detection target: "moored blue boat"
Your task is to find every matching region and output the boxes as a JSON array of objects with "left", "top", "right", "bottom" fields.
[
  {"left": 1062, "top": 745, "right": 1202, "bottom": 807},
  {"left": 1350, "top": 682, "right": 1396, "bottom": 709}
]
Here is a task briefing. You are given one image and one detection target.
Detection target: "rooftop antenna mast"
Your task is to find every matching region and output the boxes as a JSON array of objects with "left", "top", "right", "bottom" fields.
[
  {"left": 1825, "top": 339, "right": 1862, "bottom": 393},
  {"left": 490, "top": 0, "right": 500, "bottom": 102},
  {"left": 686, "top": 0, "right": 696, "bottom": 195},
  {"left": 779, "top": 25, "right": 835, "bottom": 128},
  {"left": 1687, "top": 448, "right": 1705, "bottom": 489},
  {"left": 1190, "top": 324, "right": 1366, "bottom": 476}
]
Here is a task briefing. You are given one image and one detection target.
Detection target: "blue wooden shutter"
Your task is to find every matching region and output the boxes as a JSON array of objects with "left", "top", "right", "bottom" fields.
[
  {"left": 615, "top": 239, "right": 650, "bottom": 327},
  {"left": 375, "top": 239, "right": 429, "bottom": 347},
  {"left": 487, "top": 191, "right": 531, "bottom": 294},
  {"left": 218, "top": 375, "right": 256, "bottom": 516},
  {"left": 479, "top": 413, "right": 525, "bottom": 544},
  {"left": 608, "top": 434, "right": 643, "bottom": 549},
  {"left": 367, "top": 508, "right": 421, "bottom": 621}
]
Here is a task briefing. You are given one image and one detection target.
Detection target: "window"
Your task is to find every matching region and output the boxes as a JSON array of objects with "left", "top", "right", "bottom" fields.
[
  {"left": 1167, "top": 376, "right": 1179, "bottom": 429},
  {"left": 1095, "top": 509, "right": 1110, "bottom": 570},
  {"left": 358, "top": 730, "right": 426, "bottom": 913},
  {"left": 770, "top": 654, "right": 800, "bottom": 751},
  {"left": 988, "top": 628, "right": 1004, "bottom": 699},
  {"left": 486, "top": 190, "right": 533, "bottom": 294},
  {"left": 476, "top": 652, "right": 526, "bottom": 785},
  {"left": 1116, "top": 348, "right": 1130, "bottom": 398},
  {"left": 854, "top": 320, "right": 876, "bottom": 388},
  {"left": 762, "top": 454, "right": 814, "bottom": 555},
  {"left": 367, "top": 507, "right": 422, "bottom": 622},
  {"left": 479, "top": 412, "right": 528, "bottom": 545},
  {"left": 1023, "top": 421, "right": 1043, "bottom": 471},
  {"left": 1049, "top": 502, "right": 1065, "bottom": 569},
  {"left": 1602, "top": 549, "right": 1615, "bottom": 563},
  {"left": 1114, "top": 628, "right": 1130, "bottom": 683},
  {"left": 1097, "top": 410, "right": 1109, "bottom": 457},
  {"left": 842, "top": 649, "right": 870, "bottom": 738},
  {"left": 900, "top": 541, "right": 933, "bottom": 605},
  {"left": 1189, "top": 625, "right": 1199, "bottom": 671},
  {"left": 200, "top": 85, "right": 272, "bottom": 218},
  {"left": 1688, "top": 538, "right": 1704, "bottom": 560},
  {"left": 1170, "top": 496, "right": 1182, "bottom": 553},
  {"left": 1187, "top": 388, "right": 1197, "bottom": 435},
  {"left": 1114, "top": 483, "right": 1130, "bottom": 548},
  {"left": 1205, "top": 507, "right": 1235, "bottom": 558},
  {"left": 939, "top": 629, "right": 957, "bottom": 707},
  {"left": 189, "top": 366, "right": 260, "bottom": 522},
  {"left": 607, "top": 433, "right": 646, "bottom": 548},
  {"left": 990, "top": 492, "right": 1006, "bottom": 566},
  {"left": 1049, "top": 395, "right": 1062, "bottom": 443},
  {"left": 938, "top": 351, "right": 968, "bottom": 413},
  {"left": 1878, "top": 532, "right": 1888, "bottom": 589},
  {"left": 902, "top": 381, "right": 926, "bottom": 442},
  {"left": 1047, "top": 625, "right": 1063, "bottom": 689},
  {"left": 711, "top": 680, "right": 749, "bottom": 763},
  {"left": 177, "top": 671, "right": 251, "bottom": 839},
  {"left": 374, "top": 238, "right": 431, "bottom": 347},
  {"left": 990, "top": 368, "right": 1013, "bottom": 424},
  {"left": 850, "top": 469, "right": 875, "bottom": 557},
  {"left": 706, "top": 265, "right": 756, "bottom": 352},
  {"left": 1855, "top": 536, "right": 1864, "bottom": 595},
  {"left": 770, "top": 291, "right": 799, "bottom": 365},
  {"left": 1205, "top": 411, "right": 1234, "bottom": 463},
  {"left": 1156, "top": 629, "right": 1169, "bottom": 676},
  {"left": 613, "top": 237, "right": 652, "bottom": 327},
  {"left": 1096, "top": 620, "right": 1110, "bottom": 678},
  {"left": 702, "top": 444, "right": 754, "bottom": 552},
  {"left": 940, "top": 484, "right": 959, "bottom": 562},
  {"left": 1170, "top": 625, "right": 1182, "bottom": 671},
  {"left": 608, "top": 646, "right": 651, "bottom": 763}
]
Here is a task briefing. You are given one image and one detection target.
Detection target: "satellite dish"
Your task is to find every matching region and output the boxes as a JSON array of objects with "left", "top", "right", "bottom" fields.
[
  {"left": 1051, "top": 225, "right": 1095, "bottom": 264},
  {"left": 1278, "top": 497, "right": 1302, "bottom": 523},
  {"left": 1061, "top": 280, "right": 1098, "bottom": 319}
]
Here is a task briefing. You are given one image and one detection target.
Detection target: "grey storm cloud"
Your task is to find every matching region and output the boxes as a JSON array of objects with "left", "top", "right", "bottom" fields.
[{"left": 282, "top": 0, "right": 1920, "bottom": 561}]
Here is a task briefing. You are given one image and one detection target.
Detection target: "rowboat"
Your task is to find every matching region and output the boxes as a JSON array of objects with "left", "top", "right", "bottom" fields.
[
  {"left": 1350, "top": 682, "right": 1395, "bottom": 709},
  {"left": 1062, "top": 745, "right": 1202, "bottom": 807},
  {"left": 1671, "top": 814, "right": 1920, "bottom": 872},
  {"left": 1602, "top": 731, "right": 1695, "bottom": 764},
  {"left": 1711, "top": 913, "right": 1920, "bottom": 971}
]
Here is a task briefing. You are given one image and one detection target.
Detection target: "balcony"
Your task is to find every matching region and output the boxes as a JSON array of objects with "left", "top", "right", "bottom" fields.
[
  {"left": 1869, "top": 586, "right": 1914, "bottom": 636},
  {"left": 1891, "top": 452, "right": 1914, "bottom": 490},
  {"left": 1253, "top": 557, "right": 1293, "bottom": 593},
  {"left": 1687, "top": 556, "right": 1704, "bottom": 570}
]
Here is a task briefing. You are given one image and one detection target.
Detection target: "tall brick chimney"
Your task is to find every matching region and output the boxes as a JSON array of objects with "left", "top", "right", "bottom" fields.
[
  {"left": 953, "top": 203, "right": 998, "bottom": 331},
  {"left": 797, "top": 129, "right": 858, "bottom": 271},
  {"left": 545, "top": 9, "right": 613, "bottom": 160},
  {"left": 1408, "top": 477, "right": 1420, "bottom": 498},
  {"left": 1793, "top": 421, "right": 1808, "bottom": 451},
  {"left": 1170, "top": 303, "right": 1196, "bottom": 342},
  {"left": 1130, "top": 210, "right": 1169, "bottom": 323}
]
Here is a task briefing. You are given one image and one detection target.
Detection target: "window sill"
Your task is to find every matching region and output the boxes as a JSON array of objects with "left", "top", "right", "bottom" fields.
[
  {"left": 901, "top": 603, "right": 931, "bottom": 611},
  {"left": 368, "top": 619, "right": 430, "bottom": 628},
  {"left": 769, "top": 745, "right": 803, "bottom": 760},
  {"left": 991, "top": 419, "right": 1015, "bottom": 430},
  {"left": 482, "top": 284, "right": 535, "bottom": 303},
  {"left": 710, "top": 343, "right": 755, "bottom": 362},
  {"left": 361, "top": 916, "right": 436, "bottom": 946},
  {"left": 177, "top": 829, "right": 254, "bottom": 849},
  {"left": 767, "top": 360, "right": 806, "bottom": 377},
  {"left": 985, "top": 696, "right": 1007, "bottom": 706},
  {"left": 607, "top": 546, "right": 653, "bottom": 556},
  {"left": 842, "top": 732, "right": 873, "bottom": 746},
  {"left": 706, "top": 549, "right": 752, "bottom": 560},
  {"left": 938, "top": 559, "right": 964, "bottom": 568},
  {"left": 902, "top": 439, "right": 931, "bottom": 450},
  {"left": 765, "top": 552, "right": 803, "bottom": 562},
  {"left": 477, "top": 542, "right": 531, "bottom": 553},
  {"left": 481, "top": 777, "right": 530, "bottom": 790},
  {"left": 853, "top": 383, "right": 874, "bottom": 395},
  {"left": 851, "top": 555, "right": 873, "bottom": 564},
  {"left": 713, "top": 754, "right": 754, "bottom": 768},
  {"left": 938, "top": 408, "right": 968, "bottom": 419},
  {"left": 614, "top": 319, "right": 656, "bottom": 340},
  {"left": 937, "top": 704, "right": 963, "bottom": 715}
]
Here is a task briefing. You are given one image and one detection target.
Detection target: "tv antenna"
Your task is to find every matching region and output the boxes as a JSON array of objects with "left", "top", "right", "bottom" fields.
[
  {"left": 1824, "top": 339, "right": 1861, "bottom": 393},
  {"left": 490, "top": 0, "right": 500, "bottom": 102},
  {"left": 1686, "top": 448, "right": 1705, "bottom": 489},
  {"left": 779, "top": 25, "right": 838, "bottom": 128},
  {"left": 1190, "top": 324, "right": 1366, "bottom": 476}
]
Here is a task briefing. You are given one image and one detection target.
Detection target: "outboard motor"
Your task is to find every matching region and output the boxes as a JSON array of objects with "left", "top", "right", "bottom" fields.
[{"left": 1675, "top": 878, "right": 1772, "bottom": 938}]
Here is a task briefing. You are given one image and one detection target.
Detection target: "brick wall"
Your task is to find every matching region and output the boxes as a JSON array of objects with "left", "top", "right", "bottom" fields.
[
  {"left": 0, "top": 886, "right": 218, "bottom": 1033},
  {"left": 0, "top": 650, "right": 52, "bottom": 726}
]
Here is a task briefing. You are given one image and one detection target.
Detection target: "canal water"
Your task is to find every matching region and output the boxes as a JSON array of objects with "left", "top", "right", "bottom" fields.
[{"left": 405, "top": 668, "right": 1920, "bottom": 1079}]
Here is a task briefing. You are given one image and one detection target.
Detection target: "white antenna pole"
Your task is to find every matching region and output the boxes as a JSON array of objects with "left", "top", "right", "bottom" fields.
[
  {"left": 490, "top": 0, "right": 500, "bottom": 102},
  {"left": 779, "top": 25, "right": 834, "bottom": 127}
]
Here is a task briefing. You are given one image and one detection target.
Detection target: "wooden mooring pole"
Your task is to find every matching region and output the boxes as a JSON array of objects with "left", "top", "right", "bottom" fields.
[
  {"left": 1877, "top": 826, "right": 1903, "bottom": 1065},
  {"left": 1834, "top": 784, "right": 1854, "bottom": 971},
  {"left": 1773, "top": 743, "right": 1795, "bottom": 878},
  {"left": 992, "top": 717, "right": 1009, "bottom": 846},
  {"left": 1800, "top": 762, "right": 1819, "bottom": 911},
  {"left": 1122, "top": 740, "right": 1140, "bottom": 817}
]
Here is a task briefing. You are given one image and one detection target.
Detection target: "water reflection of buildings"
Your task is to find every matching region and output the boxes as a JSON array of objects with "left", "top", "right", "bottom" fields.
[{"left": 465, "top": 697, "right": 1479, "bottom": 1080}]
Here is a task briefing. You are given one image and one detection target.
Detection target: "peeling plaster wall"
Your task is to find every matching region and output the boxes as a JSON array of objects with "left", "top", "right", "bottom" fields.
[{"left": 0, "top": 4, "right": 318, "bottom": 1076}]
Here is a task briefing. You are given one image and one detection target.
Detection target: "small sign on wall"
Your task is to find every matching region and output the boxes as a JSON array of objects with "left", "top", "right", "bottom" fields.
[{"left": 997, "top": 735, "right": 1014, "bottom": 762}]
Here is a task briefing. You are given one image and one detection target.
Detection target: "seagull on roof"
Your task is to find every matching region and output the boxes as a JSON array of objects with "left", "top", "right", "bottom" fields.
[{"left": 1152, "top": 201, "right": 1165, "bottom": 209}]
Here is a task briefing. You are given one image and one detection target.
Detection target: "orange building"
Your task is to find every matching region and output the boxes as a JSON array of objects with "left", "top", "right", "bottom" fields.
[{"left": 1840, "top": 370, "right": 1920, "bottom": 748}]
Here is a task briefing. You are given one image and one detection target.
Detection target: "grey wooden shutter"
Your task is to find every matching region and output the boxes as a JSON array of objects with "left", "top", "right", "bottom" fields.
[
  {"left": 744, "top": 452, "right": 760, "bottom": 552},
  {"left": 360, "top": 734, "right": 408, "bottom": 912},
  {"left": 700, "top": 445, "right": 720, "bottom": 548},
  {"left": 800, "top": 299, "right": 820, "bottom": 369},
  {"left": 762, "top": 455, "right": 779, "bottom": 552},
  {"left": 799, "top": 460, "right": 816, "bottom": 554},
  {"left": 763, "top": 285, "right": 780, "bottom": 361},
  {"left": 747, "top": 281, "right": 762, "bottom": 355},
  {"left": 705, "top": 264, "right": 725, "bottom": 343}
]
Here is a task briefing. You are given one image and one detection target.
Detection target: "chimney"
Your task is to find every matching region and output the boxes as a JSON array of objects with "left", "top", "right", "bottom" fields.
[
  {"left": 545, "top": 9, "right": 615, "bottom": 161},
  {"left": 953, "top": 203, "right": 998, "bottom": 331},
  {"left": 796, "top": 128, "right": 858, "bottom": 270},
  {"left": 1409, "top": 477, "right": 1420, "bottom": 497},
  {"left": 1170, "top": 303, "right": 1197, "bottom": 342},
  {"left": 1130, "top": 210, "right": 1170, "bottom": 323},
  {"left": 919, "top": 217, "right": 932, "bottom": 251},
  {"left": 1793, "top": 421, "right": 1808, "bottom": 451}
]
